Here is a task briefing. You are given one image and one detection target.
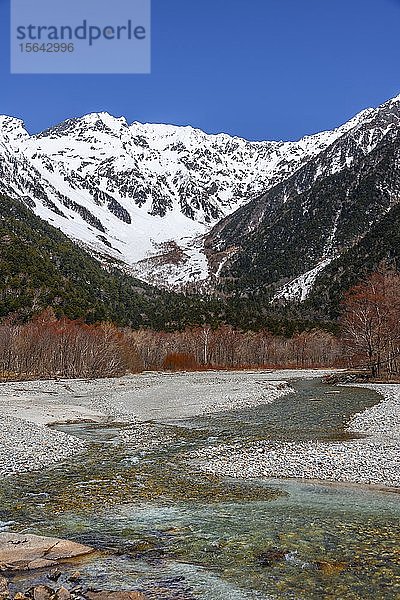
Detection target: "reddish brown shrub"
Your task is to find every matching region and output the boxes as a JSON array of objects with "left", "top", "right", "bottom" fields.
[{"left": 162, "top": 352, "right": 200, "bottom": 371}]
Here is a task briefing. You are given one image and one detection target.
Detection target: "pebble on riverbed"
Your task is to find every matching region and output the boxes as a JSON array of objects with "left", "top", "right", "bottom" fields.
[{"left": 0, "top": 577, "right": 9, "bottom": 599}]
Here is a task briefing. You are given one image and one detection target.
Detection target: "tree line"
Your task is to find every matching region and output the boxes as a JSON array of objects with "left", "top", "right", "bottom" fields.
[
  {"left": 130, "top": 326, "right": 342, "bottom": 371},
  {"left": 0, "top": 309, "right": 142, "bottom": 380},
  {"left": 0, "top": 312, "right": 342, "bottom": 381},
  {"left": 0, "top": 269, "right": 399, "bottom": 381}
]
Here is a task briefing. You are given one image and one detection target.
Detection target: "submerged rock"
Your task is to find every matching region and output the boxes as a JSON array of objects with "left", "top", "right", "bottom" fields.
[
  {"left": 315, "top": 560, "right": 347, "bottom": 576},
  {"left": 256, "top": 547, "right": 288, "bottom": 566},
  {"left": 32, "top": 585, "right": 56, "bottom": 600},
  {"left": 46, "top": 570, "right": 62, "bottom": 583},
  {"left": 0, "top": 533, "right": 93, "bottom": 571},
  {"left": 55, "top": 587, "right": 71, "bottom": 600}
]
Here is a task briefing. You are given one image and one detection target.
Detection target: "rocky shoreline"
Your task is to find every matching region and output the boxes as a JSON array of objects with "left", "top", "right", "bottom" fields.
[
  {"left": 2, "top": 370, "right": 393, "bottom": 487},
  {"left": 0, "top": 531, "right": 145, "bottom": 600},
  {"left": 193, "top": 383, "right": 400, "bottom": 488},
  {"left": 0, "top": 371, "right": 295, "bottom": 478}
]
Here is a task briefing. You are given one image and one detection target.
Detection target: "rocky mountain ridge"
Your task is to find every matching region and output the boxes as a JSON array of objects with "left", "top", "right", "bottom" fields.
[{"left": 1, "top": 94, "right": 400, "bottom": 297}]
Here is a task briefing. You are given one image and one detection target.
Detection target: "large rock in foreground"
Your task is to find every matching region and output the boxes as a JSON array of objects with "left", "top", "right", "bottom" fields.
[{"left": 0, "top": 533, "right": 94, "bottom": 571}]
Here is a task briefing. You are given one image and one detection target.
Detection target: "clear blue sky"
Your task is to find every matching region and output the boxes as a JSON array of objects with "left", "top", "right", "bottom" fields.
[{"left": 1, "top": 0, "right": 400, "bottom": 141}]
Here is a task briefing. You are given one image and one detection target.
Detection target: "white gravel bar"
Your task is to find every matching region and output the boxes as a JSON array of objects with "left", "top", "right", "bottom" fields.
[
  {"left": 0, "top": 416, "right": 86, "bottom": 477},
  {"left": 194, "top": 383, "right": 400, "bottom": 488}
]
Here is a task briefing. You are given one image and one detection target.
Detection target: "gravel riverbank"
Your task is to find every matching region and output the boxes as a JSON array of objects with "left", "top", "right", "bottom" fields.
[
  {"left": 193, "top": 383, "right": 400, "bottom": 488},
  {"left": 0, "top": 370, "right": 299, "bottom": 477},
  {"left": 0, "top": 416, "right": 86, "bottom": 477}
]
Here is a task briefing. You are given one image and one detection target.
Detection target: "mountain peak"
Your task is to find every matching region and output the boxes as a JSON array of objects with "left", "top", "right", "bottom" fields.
[
  {"left": 381, "top": 92, "right": 400, "bottom": 106},
  {"left": 83, "top": 111, "right": 129, "bottom": 131},
  {"left": 1, "top": 93, "right": 400, "bottom": 292}
]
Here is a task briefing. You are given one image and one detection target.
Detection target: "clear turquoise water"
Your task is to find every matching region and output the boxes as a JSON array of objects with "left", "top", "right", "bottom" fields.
[{"left": 1, "top": 379, "right": 400, "bottom": 599}]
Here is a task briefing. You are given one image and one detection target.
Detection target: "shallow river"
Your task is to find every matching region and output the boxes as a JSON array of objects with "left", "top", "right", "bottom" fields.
[{"left": 1, "top": 378, "right": 400, "bottom": 599}]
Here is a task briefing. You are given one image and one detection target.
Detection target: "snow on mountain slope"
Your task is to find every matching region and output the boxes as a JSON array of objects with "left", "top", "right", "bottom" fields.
[
  {"left": 0, "top": 94, "right": 399, "bottom": 290},
  {"left": 273, "top": 258, "right": 335, "bottom": 303}
]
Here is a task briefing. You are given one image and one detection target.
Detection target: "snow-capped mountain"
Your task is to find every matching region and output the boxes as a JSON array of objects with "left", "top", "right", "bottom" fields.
[
  {"left": 205, "top": 106, "right": 400, "bottom": 310},
  {"left": 1, "top": 94, "right": 400, "bottom": 292}
]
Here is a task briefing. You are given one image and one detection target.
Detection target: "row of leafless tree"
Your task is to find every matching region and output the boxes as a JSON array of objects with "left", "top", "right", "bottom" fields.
[
  {"left": 130, "top": 326, "right": 342, "bottom": 371},
  {"left": 0, "top": 315, "right": 342, "bottom": 381},
  {"left": 0, "top": 309, "right": 143, "bottom": 379}
]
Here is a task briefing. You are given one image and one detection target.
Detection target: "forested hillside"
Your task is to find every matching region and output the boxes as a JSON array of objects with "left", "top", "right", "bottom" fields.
[
  {"left": 205, "top": 127, "right": 400, "bottom": 311},
  {"left": 0, "top": 195, "right": 203, "bottom": 329},
  {"left": 0, "top": 195, "right": 326, "bottom": 334}
]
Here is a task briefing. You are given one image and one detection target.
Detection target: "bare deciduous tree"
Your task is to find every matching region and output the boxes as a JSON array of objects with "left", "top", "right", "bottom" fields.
[{"left": 341, "top": 271, "right": 400, "bottom": 379}]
